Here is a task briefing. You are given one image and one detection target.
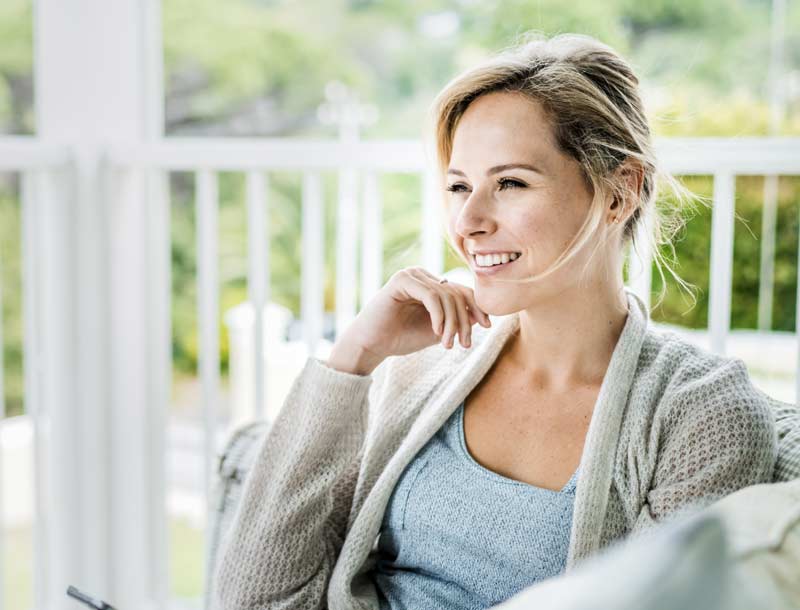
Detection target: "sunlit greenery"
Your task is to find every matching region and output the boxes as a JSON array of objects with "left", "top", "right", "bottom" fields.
[
  {"left": 2, "top": 0, "right": 800, "bottom": 607},
  {"left": 1, "top": 0, "right": 800, "bottom": 418}
]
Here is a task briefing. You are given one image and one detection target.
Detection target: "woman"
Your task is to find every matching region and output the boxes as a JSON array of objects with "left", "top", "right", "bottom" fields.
[{"left": 213, "top": 32, "right": 777, "bottom": 610}]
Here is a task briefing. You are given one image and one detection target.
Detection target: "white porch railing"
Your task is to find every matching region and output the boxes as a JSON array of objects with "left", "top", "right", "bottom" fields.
[
  {"left": 0, "top": 137, "right": 73, "bottom": 610},
  {"left": 4, "top": 1, "right": 795, "bottom": 608},
  {"left": 2, "top": 134, "right": 800, "bottom": 610}
]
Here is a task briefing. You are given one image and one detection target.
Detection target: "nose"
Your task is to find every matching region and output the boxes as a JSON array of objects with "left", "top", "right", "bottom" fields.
[{"left": 453, "top": 187, "right": 497, "bottom": 239}]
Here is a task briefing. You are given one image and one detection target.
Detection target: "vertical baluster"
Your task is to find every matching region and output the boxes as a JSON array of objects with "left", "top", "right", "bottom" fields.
[
  {"left": 360, "top": 171, "right": 383, "bottom": 309},
  {"left": 302, "top": 172, "right": 325, "bottom": 358},
  {"left": 626, "top": 211, "right": 653, "bottom": 312},
  {"left": 758, "top": 175, "right": 779, "bottom": 331},
  {"left": 195, "top": 170, "right": 220, "bottom": 515},
  {"left": 421, "top": 168, "right": 443, "bottom": 275},
  {"left": 335, "top": 168, "right": 359, "bottom": 338},
  {"left": 146, "top": 167, "right": 170, "bottom": 608},
  {"left": 109, "top": 164, "right": 152, "bottom": 606},
  {"left": 21, "top": 170, "right": 47, "bottom": 610},
  {"left": 795, "top": 198, "right": 800, "bottom": 404},
  {"left": 246, "top": 171, "right": 269, "bottom": 422},
  {"left": 708, "top": 172, "right": 736, "bottom": 355}
]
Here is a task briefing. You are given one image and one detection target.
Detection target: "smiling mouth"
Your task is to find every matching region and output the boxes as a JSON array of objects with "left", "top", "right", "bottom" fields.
[{"left": 471, "top": 253, "right": 522, "bottom": 271}]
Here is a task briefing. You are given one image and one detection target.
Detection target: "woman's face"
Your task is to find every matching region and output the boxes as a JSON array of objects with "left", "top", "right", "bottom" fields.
[{"left": 446, "top": 90, "right": 612, "bottom": 316}]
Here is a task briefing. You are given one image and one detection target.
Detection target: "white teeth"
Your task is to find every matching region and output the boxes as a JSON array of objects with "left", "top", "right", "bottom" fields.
[{"left": 474, "top": 252, "right": 521, "bottom": 267}]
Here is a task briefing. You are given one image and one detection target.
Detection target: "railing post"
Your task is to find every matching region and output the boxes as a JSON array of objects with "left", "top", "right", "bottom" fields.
[
  {"left": 20, "top": 169, "right": 51, "bottom": 610},
  {"left": 301, "top": 172, "right": 326, "bottom": 356},
  {"left": 360, "top": 171, "right": 383, "bottom": 308},
  {"left": 626, "top": 212, "right": 653, "bottom": 311},
  {"left": 34, "top": 1, "right": 166, "bottom": 609},
  {"left": 708, "top": 172, "right": 736, "bottom": 355},
  {"left": 422, "top": 168, "right": 444, "bottom": 275},
  {"left": 336, "top": 164, "right": 359, "bottom": 337},
  {"left": 758, "top": 176, "right": 779, "bottom": 331},
  {"left": 796, "top": 198, "right": 800, "bottom": 404}
]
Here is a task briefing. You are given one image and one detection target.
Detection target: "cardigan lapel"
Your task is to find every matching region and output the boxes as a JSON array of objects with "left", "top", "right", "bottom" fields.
[
  {"left": 339, "top": 310, "right": 521, "bottom": 588},
  {"left": 565, "top": 288, "right": 650, "bottom": 569},
  {"left": 337, "top": 288, "right": 650, "bottom": 597}
]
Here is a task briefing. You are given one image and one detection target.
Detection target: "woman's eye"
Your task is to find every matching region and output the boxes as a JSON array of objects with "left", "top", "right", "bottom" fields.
[
  {"left": 498, "top": 178, "right": 526, "bottom": 190},
  {"left": 445, "top": 178, "right": 527, "bottom": 194}
]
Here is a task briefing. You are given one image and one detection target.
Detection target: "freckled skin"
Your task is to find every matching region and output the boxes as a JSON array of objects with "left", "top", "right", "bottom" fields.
[
  {"left": 445, "top": 89, "right": 648, "bottom": 390},
  {"left": 446, "top": 90, "right": 611, "bottom": 318}
]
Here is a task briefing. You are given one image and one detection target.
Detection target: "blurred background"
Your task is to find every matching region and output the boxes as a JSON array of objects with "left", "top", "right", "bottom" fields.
[{"left": 1, "top": 1, "right": 800, "bottom": 609}]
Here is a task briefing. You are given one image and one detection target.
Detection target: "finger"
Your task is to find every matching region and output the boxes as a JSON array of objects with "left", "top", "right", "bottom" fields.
[
  {"left": 437, "top": 279, "right": 490, "bottom": 328},
  {"left": 438, "top": 289, "right": 458, "bottom": 348},
  {"left": 458, "top": 286, "right": 491, "bottom": 328},
  {"left": 415, "top": 266, "right": 443, "bottom": 282},
  {"left": 408, "top": 268, "right": 472, "bottom": 346},
  {"left": 448, "top": 288, "right": 471, "bottom": 348},
  {"left": 404, "top": 270, "right": 445, "bottom": 336},
  {"left": 464, "top": 303, "right": 481, "bottom": 328}
]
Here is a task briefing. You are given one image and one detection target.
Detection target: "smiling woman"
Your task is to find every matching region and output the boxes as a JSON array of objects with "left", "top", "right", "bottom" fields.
[
  {"left": 429, "top": 32, "right": 707, "bottom": 313},
  {"left": 212, "top": 31, "right": 778, "bottom": 610}
]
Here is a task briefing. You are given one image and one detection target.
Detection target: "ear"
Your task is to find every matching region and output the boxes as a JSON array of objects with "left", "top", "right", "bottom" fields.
[{"left": 609, "top": 159, "right": 644, "bottom": 224}]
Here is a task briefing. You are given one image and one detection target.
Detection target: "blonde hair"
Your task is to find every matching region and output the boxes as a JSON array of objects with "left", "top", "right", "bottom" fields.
[{"left": 426, "top": 31, "right": 709, "bottom": 310}]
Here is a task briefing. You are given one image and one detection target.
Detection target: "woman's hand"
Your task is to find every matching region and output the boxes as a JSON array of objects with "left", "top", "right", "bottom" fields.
[{"left": 326, "top": 266, "right": 491, "bottom": 375}]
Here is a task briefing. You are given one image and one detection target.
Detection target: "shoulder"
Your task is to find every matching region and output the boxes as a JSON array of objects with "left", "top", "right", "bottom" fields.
[
  {"left": 636, "top": 326, "right": 744, "bottom": 388},
  {"left": 635, "top": 326, "right": 776, "bottom": 452}
]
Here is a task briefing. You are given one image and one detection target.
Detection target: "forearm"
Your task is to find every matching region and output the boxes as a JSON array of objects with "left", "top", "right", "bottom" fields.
[{"left": 213, "top": 356, "right": 373, "bottom": 608}]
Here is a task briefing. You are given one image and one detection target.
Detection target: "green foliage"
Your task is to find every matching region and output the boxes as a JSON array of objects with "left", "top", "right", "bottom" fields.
[
  {"left": 0, "top": 0, "right": 33, "bottom": 133},
  {"left": 0, "top": 186, "right": 24, "bottom": 417},
  {"left": 649, "top": 176, "right": 714, "bottom": 328},
  {"left": 2, "top": 0, "right": 800, "bottom": 415}
]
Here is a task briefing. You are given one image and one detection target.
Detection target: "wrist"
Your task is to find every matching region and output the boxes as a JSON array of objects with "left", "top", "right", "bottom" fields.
[{"left": 326, "top": 341, "right": 382, "bottom": 376}]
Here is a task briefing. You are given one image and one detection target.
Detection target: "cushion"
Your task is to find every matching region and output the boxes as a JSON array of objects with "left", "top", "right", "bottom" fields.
[
  {"left": 204, "top": 420, "right": 271, "bottom": 608},
  {"left": 704, "top": 478, "right": 800, "bottom": 609},
  {"left": 489, "top": 479, "right": 800, "bottom": 610}
]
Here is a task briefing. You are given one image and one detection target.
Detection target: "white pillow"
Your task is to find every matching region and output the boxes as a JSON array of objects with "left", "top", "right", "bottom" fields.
[{"left": 704, "top": 479, "right": 800, "bottom": 610}]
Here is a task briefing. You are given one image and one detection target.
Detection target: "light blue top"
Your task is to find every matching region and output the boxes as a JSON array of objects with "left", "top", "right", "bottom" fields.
[{"left": 370, "top": 399, "right": 579, "bottom": 610}]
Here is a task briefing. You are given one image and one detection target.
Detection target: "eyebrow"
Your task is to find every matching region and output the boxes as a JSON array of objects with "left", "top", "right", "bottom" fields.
[{"left": 447, "top": 163, "right": 545, "bottom": 177}]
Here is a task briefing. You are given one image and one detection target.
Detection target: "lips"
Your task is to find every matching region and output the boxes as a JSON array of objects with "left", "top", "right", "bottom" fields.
[{"left": 471, "top": 253, "right": 520, "bottom": 276}]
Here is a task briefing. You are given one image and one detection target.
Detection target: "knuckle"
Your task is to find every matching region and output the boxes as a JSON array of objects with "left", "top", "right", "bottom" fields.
[{"left": 391, "top": 269, "right": 409, "bottom": 283}]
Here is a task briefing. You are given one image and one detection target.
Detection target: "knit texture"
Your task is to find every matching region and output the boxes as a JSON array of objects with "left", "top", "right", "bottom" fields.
[
  {"left": 213, "top": 288, "right": 778, "bottom": 610},
  {"left": 371, "top": 400, "right": 578, "bottom": 609},
  {"left": 768, "top": 395, "right": 800, "bottom": 482}
]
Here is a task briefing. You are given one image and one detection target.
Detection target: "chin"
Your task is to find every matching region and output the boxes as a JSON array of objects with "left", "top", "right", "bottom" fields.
[{"left": 473, "top": 289, "right": 522, "bottom": 318}]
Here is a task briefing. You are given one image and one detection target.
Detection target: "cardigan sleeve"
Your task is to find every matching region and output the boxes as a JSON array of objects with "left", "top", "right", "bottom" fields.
[
  {"left": 212, "top": 355, "right": 379, "bottom": 610},
  {"left": 631, "top": 359, "right": 778, "bottom": 535}
]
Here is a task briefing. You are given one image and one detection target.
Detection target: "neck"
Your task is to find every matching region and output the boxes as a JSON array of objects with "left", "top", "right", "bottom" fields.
[{"left": 503, "top": 280, "right": 629, "bottom": 392}]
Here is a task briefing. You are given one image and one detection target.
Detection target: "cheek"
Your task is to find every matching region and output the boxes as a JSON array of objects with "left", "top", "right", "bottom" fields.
[{"left": 511, "top": 207, "right": 552, "bottom": 243}]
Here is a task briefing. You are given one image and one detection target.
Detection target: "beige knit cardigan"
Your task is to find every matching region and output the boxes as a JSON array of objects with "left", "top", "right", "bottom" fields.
[{"left": 213, "top": 288, "right": 778, "bottom": 610}]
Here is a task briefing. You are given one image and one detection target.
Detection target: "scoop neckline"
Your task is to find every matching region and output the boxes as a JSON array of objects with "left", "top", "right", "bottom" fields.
[{"left": 454, "top": 400, "right": 579, "bottom": 494}]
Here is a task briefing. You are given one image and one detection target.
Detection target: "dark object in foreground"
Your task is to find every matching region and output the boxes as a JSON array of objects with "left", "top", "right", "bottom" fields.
[{"left": 66, "top": 585, "right": 117, "bottom": 610}]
